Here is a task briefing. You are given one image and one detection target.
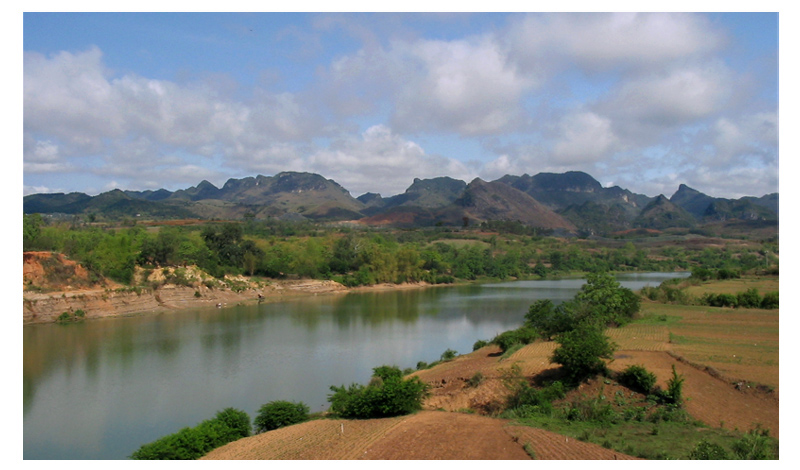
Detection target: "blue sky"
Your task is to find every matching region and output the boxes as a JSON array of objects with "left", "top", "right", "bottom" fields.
[{"left": 22, "top": 10, "right": 781, "bottom": 199}]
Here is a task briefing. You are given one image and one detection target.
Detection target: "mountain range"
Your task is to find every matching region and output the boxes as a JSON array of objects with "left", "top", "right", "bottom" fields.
[{"left": 23, "top": 171, "right": 778, "bottom": 235}]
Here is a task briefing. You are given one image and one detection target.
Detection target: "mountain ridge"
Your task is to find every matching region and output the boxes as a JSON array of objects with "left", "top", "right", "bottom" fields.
[{"left": 24, "top": 170, "right": 778, "bottom": 234}]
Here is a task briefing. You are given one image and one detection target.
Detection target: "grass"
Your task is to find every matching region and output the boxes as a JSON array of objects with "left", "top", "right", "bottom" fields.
[
  {"left": 683, "top": 278, "right": 778, "bottom": 297},
  {"left": 510, "top": 404, "right": 764, "bottom": 460}
]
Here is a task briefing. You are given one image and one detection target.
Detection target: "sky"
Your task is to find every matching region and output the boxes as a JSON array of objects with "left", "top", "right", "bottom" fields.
[{"left": 22, "top": 9, "right": 782, "bottom": 200}]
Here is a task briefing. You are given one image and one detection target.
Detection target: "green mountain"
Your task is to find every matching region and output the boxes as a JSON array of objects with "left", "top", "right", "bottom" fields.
[
  {"left": 23, "top": 170, "right": 777, "bottom": 233},
  {"left": 670, "top": 184, "right": 778, "bottom": 222},
  {"left": 496, "top": 171, "right": 651, "bottom": 223},
  {"left": 451, "top": 178, "right": 577, "bottom": 230},
  {"left": 633, "top": 195, "right": 697, "bottom": 230}
]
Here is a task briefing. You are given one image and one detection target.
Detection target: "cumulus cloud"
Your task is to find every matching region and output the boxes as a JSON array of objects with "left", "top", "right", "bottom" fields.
[
  {"left": 505, "top": 13, "right": 725, "bottom": 74},
  {"left": 599, "top": 62, "right": 733, "bottom": 134},
  {"left": 22, "top": 14, "right": 776, "bottom": 201},
  {"left": 552, "top": 111, "right": 619, "bottom": 164},
  {"left": 308, "top": 125, "right": 474, "bottom": 196},
  {"left": 389, "top": 36, "right": 534, "bottom": 135}
]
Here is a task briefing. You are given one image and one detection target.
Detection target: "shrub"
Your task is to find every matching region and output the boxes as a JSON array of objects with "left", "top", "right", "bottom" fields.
[
  {"left": 507, "top": 381, "right": 566, "bottom": 412},
  {"left": 736, "top": 288, "right": 761, "bottom": 309},
  {"left": 213, "top": 407, "right": 251, "bottom": 439},
  {"left": 731, "top": 426, "right": 778, "bottom": 459},
  {"left": 328, "top": 365, "right": 429, "bottom": 419},
  {"left": 130, "top": 407, "right": 251, "bottom": 460},
  {"left": 688, "top": 440, "right": 729, "bottom": 460},
  {"left": 472, "top": 339, "right": 489, "bottom": 351},
  {"left": 254, "top": 401, "right": 310, "bottom": 433},
  {"left": 467, "top": 371, "right": 485, "bottom": 388},
  {"left": 440, "top": 349, "right": 458, "bottom": 361},
  {"left": 491, "top": 326, "right": 538, "bottom": 353},
  {"left": 760, "top": 291, "right": 779, "bottom": 309},
  {"left": 617, "top": 365, "right": 657, "bottom": 395},
  {"left": 551, "top": 323, "right": 616, "bottom": 382}
]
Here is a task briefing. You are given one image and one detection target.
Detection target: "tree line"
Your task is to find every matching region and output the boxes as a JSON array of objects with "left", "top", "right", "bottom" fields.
[{"left": 23, "top": 214, "right": 775, "bottom": 287}]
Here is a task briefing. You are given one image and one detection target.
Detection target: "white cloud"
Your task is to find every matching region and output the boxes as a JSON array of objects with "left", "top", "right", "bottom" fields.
[
  {"left": 505, "top": 13, "right": 724, "bottom": 74},
  {"left": 552, "top": 111, "right": 619, "bottom": 164},
  {"left": 390, "top": 36, "right": 534, "bottom": 135},
  {"left": 308, "top": 124, "right": 474, "bottom": 196}
]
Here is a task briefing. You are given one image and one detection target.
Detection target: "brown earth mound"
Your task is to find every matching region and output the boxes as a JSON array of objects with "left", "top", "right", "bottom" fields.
[{"left": 203, "top": 411, "right": 633, "bottom": 460}]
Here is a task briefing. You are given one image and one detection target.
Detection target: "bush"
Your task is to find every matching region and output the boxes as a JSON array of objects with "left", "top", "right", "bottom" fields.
[
  {"left": 652, "top": 365, "right": 685, "bottom": 407},
  {"left": 507, "top": 381, "right": 566, "bottom": 412},
  {"left": 254, "top": 401, "right": 310, "bottom": 433},
  {"left": 467, "top": 371, "right": 485, "bottom": 388},
  {"left": 472, "top": 339, "right": 489, "bottom": 351},
  {"left": 130, "top": 407, "right": 251, "bottom": 460},
  {"left": 617, "top": 365, "right": 657, "bottom": 395},
  {"left": 213, "top": 407, "right": 251, "bottom": 440},
  {"left": 688, "top": 440, "right": 729, "bottom": 460},
  {"left": 761, "top": 291, "right": 779, "bottom": 309},
  {"left": 731, "top": 426, "right": 778, "bottom": 459},
  {"left": 440, "top": 349, "right": 458, "bottom": 361},
  {"left": 551, "top": 323, "right": 616, "bottom": 382},
  {"left": 491, "top": 326, "right": 538, "bottom": 353},
  {"left": 328, "top": 365, "right": 429, "bottom": 419}
]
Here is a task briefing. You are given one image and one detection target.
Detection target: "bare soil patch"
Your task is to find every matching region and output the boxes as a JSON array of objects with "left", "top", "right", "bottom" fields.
[{"left": 203, "top": 410, "right": 634, "bottom": 460}]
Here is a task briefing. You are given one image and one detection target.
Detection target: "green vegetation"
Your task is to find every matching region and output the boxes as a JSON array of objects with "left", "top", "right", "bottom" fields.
[
  {"left": 22, "top": 212, "right": 778, "bottom": 291},
  {"left": 129, "top": 407, "right": 251, "bottom": 460},
  {"left": 254, "top": 401, "right": 310, "bottom": 433},
  {"left": 617, "top": 365, "right": 657, "bottom": 395},
  {"left": 55, "top": 309, "right": 85, "bottom": 323},
  {"left": 327, "top": 365, "right": 429, "bottom": 419},
  {"left": 551, "top": 323, "right": 617, "bottom": 382}
]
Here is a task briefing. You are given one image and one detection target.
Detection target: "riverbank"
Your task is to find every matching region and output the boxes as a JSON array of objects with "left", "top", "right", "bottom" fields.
[{"left": 23, "top": 251, "right": 444, "bottom": 324}]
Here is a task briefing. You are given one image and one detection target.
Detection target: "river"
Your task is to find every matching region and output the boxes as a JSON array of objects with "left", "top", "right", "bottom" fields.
[{"left": 23, "top": 272, "right": 688, "bottom": 460}]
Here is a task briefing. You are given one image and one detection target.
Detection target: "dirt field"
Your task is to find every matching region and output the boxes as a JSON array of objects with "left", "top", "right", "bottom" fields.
[{"left": 203, "top": 410, "right": 637, "bottom": 460}]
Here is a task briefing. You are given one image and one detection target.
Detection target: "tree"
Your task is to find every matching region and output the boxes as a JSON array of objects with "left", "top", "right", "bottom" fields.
[
  {"left": 575, "top": 272, "right": 639, "bottom": 326},
  {"left": 551, "top": 322, "right": 617, "bottom": 382}
]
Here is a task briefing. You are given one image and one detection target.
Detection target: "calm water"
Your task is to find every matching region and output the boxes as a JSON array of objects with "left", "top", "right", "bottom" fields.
[{"left": 23, "top": 272, "right": 687, "bottom": 460}]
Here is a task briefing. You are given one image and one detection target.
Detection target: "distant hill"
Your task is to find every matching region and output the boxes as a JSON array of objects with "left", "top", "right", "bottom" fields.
[
  {"left": 634, "top": 195, "right": 697, "bottom": 229},
  {"left": 670, "top": 184, "right": 778, "bottom": 222},
  {"left": 452, "top": 179, "right": 576, "bottom": 230},
  {"left": 497, "top": 171, "right": 651, "bottom": 226},
  {"left": 23, "top": 170, "right": 777, "bottom": 234}
]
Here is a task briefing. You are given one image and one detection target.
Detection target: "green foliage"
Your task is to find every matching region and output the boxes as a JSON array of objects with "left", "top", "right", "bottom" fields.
[
  {"left": 506, "top": 381, "right": 566, "bottom": 413},
  {"left": 731, "top": 426, "right": 778, "bottom": 460},
  {"left": 440, "top": 349, "right": 458, "bottom": 361},
  {"left": 56, "top": 309, "right": 86, "bottom": 323},
  {"left": 617, "top": 365, "right": 657, "bottom": 395},
  {"left": 523, "top": 299, "right": 572, "bottom": 339},
  {"left": 688, "top": 440, "right": 729, "bottom": 459},
  {"left": 700, "top": 289, "right": 778, "bottom": 310},
  {"left": 575, "top": 272, "right": 640, "bottom": 326},
  {"left": 254, "top": 401, "right": 310, "bottom": 433},
  {"left": 652, "top": 365, "right": 685, "bottom": 407},
  {"left": 491, "top": 326, "right": 538, "bottom": 353},
  {"left": 760, "top": 291, "right": 779, "bottom": 309},
  {"left": 129, "top": 407, "right": 251, "bottom": 460},
  {"left": 327, "top": 365, "right": 429, "bottom": 419},
  {"left": 472, "top": 339, "right": 489, "bottom": 351},
  {"left": 551, "top": 323, "right": 617, "bottom": 382}
]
